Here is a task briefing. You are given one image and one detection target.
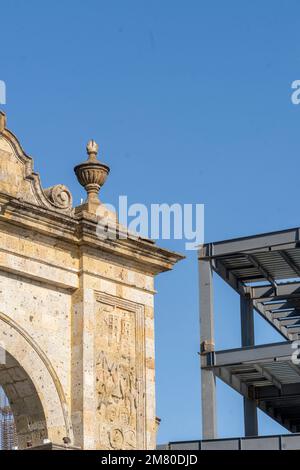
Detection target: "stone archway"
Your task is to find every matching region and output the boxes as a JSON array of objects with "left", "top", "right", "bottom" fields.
[
  {"left": 0, "top": 312, "right": 73, "bottom": 449},
  {"left": 0, "top": 352, "right": 47, "bottom": 449}
]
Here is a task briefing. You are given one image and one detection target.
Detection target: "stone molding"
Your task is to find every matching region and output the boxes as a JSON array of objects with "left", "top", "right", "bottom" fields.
[{"left": 0, "top": 193, "right": 183, "bottom": 275}]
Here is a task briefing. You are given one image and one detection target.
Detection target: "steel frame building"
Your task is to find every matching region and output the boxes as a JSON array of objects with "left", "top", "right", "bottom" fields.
[
  {"left": 198, "top": 226, "right": 300, "bottom": 443},
  {"left": 0, "top": 388, "right": 17, "bottom": 450}
]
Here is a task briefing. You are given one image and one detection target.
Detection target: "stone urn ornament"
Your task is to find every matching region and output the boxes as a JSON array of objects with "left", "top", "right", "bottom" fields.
[{"left": 74, "top": 140, "right": 110, "bottom": 214}]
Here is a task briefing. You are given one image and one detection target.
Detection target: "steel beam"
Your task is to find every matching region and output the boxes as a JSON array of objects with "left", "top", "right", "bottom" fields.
[
  {"left": 280, "top": 251, "right": 300, "bottom": 278},
  {"left": 241, "top": 295, "right": 255, "bottom": 348},
  {"left": 245, "top": 282, "right": 300, "bottom": 300},
  {"left": 255, "top": 382, "right": 300, "bottom": 400},
  {"left": 199, "top": 259, "right": 217, "bottom": 439},
  {"left": 211, "top": 341, "right": 293, "bottom": 367},
  {"left": 246, "top": 254, "right": 277, "bottom": 290},
  {"left": 254, "top": 300, "right": 290, "bottom": 340},
  {"left": 240, "top": 294, "right": 258, "bottom": 436},
  {"left": 198, "top": 227, "right": 300, "bottom": 259}
]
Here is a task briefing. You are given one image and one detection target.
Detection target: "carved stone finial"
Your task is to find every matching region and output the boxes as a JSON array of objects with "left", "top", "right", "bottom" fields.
[
  {"left": 86, "top": 140, "right": 99, "bottom": 161},
  {"left": 74, "top": 140, "right": 110, "bottom": 214}
]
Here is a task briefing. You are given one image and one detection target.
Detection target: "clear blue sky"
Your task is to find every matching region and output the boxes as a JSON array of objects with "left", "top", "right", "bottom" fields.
[{"left": 1, "top": 0, "right": 300, "bottom": 443}]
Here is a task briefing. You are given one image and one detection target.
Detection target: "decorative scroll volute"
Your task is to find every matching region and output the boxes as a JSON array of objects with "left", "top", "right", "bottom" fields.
[
  {"left": 44, "top": 185, "right": 73, "bottom": 210},
  {"left": 0, "top": 112, "right": 73, "bottom": 214}
]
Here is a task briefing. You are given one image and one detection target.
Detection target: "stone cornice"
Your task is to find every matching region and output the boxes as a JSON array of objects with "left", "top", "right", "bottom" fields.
[
  {"left": 0, "top": 194, "right": 184, "bottom": 275},
  {"left": 0, "top": 114, "right": 184, "bottom": 275}
]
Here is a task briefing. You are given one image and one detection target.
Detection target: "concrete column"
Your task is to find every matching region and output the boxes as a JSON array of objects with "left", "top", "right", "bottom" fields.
[
  {"left": 199, "top": 258, "right": 217, "bottom": 439},
  {"left": 240, "top": 294, "right": 258, "bottom": 437}
]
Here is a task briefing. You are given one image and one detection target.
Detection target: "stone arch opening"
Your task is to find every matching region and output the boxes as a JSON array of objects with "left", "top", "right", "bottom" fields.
[
  {"left": 0, "top": 311, "right": 73, "bottom": 448},
  {"left": 0, "top": 351, "right": 48, "bottom": 449}
]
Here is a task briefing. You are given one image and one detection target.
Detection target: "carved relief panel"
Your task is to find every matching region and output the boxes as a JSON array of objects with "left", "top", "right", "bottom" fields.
[{"left": 95, "top": 293, "right": 146, "bottom": 450}]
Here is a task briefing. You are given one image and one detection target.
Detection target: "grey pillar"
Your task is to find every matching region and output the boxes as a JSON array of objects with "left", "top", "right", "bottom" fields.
[
  {"left": 199, "top": 258, "right": 217, "bottom": 439},
  {"left": 240, "top": 294, "right": 258, "bottom": 436}
]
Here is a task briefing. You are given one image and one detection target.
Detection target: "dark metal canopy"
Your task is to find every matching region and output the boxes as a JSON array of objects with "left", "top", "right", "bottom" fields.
[
  {"left": 202, "top": 341, "right": 300, "bottom": 432},
  {"left": 199, "top": 226, "right": 300, "bottom": 340},
  {"left": 199, "top": 226, "right": 300, "bottom": 438}
]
